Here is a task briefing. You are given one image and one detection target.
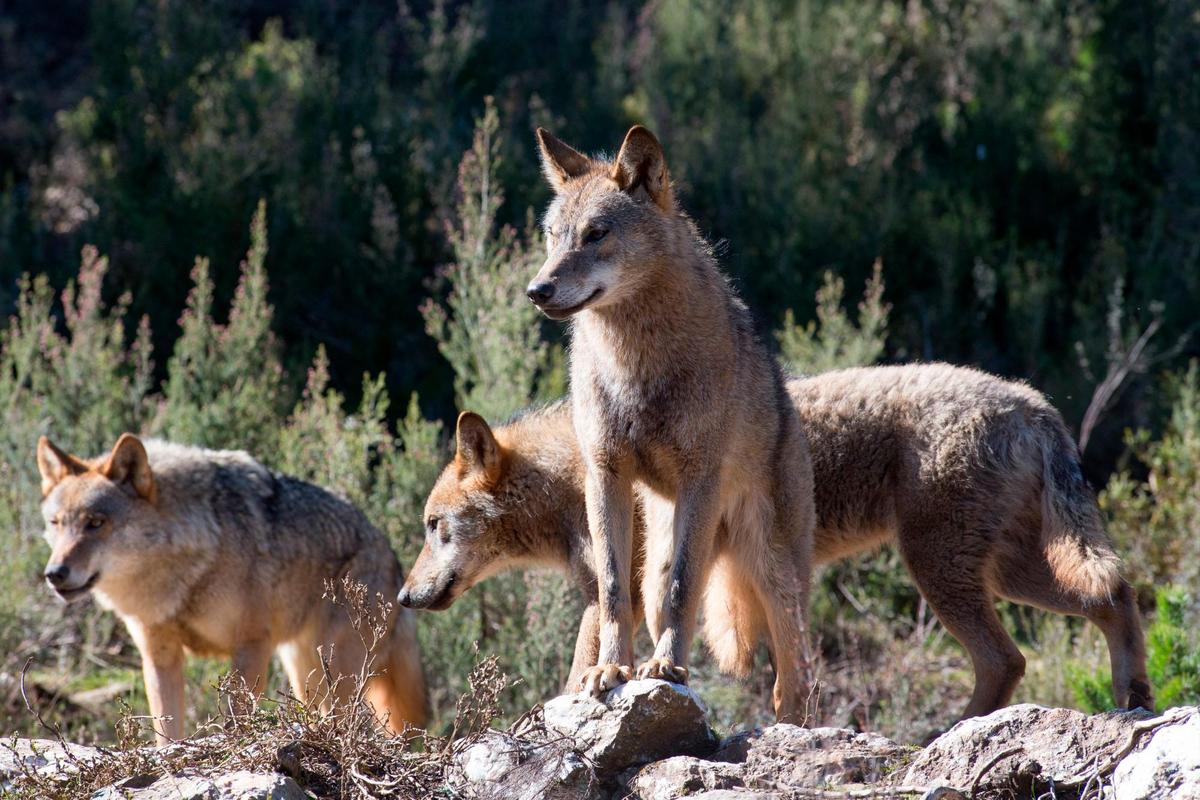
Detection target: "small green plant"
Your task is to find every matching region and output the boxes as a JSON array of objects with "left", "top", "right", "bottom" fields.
[
  {"left": 776, "top": 259, "right": 890, "bottom": 375},
  {"left": 420, "top": 96, "right": 555, "bottom": 422},
  {"left": 157, "top": 201, "right": 286, "bottom": 455}
]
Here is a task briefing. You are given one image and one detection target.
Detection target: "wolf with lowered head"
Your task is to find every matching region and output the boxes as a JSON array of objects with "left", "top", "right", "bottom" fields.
[
  {"left": 401, "top": 365, "right": 1152, "bottom": 726},
  {"left": 37, "top": 433, "right": 426, "bottom": 744},
  {"left": 524, "top": 125, "right": 816, "bottom": 722}
]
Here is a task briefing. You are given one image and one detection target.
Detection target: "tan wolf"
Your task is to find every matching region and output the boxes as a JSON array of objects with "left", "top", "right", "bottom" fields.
[
  {"left": 401, "top": 364, "right": 1152, "bottom": 722},
  {"left": 37, "top": 433, "right": 426, "bottom": 744},
  {"left": 522, "top": 125, "right": 817, "bottom": 723}
]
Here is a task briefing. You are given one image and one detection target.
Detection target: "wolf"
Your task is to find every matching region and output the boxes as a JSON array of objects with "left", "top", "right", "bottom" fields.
[
  {"left": 37, "top": 433, "right": 426, "bottom": 744},
  {"left": 400, "top": 364, "right": 1152, "bottom": 722},
  {"left": 523, "top": 125, "right": 817, "bottom": 723}
]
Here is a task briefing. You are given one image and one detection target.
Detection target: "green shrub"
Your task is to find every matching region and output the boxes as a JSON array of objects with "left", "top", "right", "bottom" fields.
[
  {"left": 776, "top": 260, "right": 890, "bottom": 376},
  {"left": 157, "top": 201, "right": 287, "bottom": 454}
]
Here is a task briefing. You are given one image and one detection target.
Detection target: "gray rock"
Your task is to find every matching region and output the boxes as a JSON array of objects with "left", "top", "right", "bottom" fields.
[
  {"left": 715, "top": 724, "right": 910, "bottom": 789},
  {"left": 451, "top": 730, "right": 602, "bottom": 800},
  {"left": 93, "top": 769, "right": 307, "bottom": 800},
  {"left": 902, "top": 703, "right": 1158, "bottom": 796},
  {"left": 624, "top": 755, "right": 745, "bottom": 800},
  {"left": 543, "top": 679, "right": 718, "bottom": 775},
  {"left": 1111, "top": 708, "right": 1200, "bottom": 800},
  {"left": 0, "top": 737, "right": 103, "bottom": 789}
]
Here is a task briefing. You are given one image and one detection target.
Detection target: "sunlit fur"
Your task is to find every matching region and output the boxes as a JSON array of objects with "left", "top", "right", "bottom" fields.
[
  {"left": 528, "top": 125, "right": 817, "bottom": 724},
  {"left": 37, "top": 434, "right": 426, "bottom": 744},
  {"left": 402, "top": 364, "right": 1153, "bottom": 723}
]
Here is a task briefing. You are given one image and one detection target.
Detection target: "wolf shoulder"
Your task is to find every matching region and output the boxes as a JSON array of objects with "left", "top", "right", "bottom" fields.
[{"left": 139, "top": 439, "right": 382, "bottom": 548}]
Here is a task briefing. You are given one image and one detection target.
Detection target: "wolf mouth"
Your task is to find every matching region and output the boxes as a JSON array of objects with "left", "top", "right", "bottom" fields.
[
  {"left": 425, "top": 574, "right": 458, "bottom": 611},
  {"left": 540, "top": 288, "right": 604, "bottom": 320},
  {"left": 55, "top": 571, "right": 99, "bottom": 601}
]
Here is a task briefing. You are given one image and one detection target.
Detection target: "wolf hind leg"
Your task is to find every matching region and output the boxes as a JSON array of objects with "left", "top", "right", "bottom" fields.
[
  {"left": 995, "top": 548, "right": 1151, "bottom": 710},
  {"left": 899, "top": 518, "right": 1026, "bottom": 720}
]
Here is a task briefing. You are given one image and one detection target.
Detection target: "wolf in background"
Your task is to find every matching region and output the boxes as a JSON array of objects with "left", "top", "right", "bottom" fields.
[
  {"left": 401, "top": 364, "right": 1152, "bottom": 723},
  {"left": 524, "top": 124, "right": 817, "bottom": 723},
  {"left": 37, "top": 433, "right": 426, "bottom": 744}
]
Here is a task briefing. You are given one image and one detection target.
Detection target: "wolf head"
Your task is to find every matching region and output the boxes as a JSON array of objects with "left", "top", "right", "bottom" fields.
[
  {"left": 526, "top": 125, "right": 681, "bottom": 320},
  {"left": 37, "top": 434, "right": 158, "bottom": 603},
  {"left": 398, "top": 413, "right": 521, "bottom": 611}
]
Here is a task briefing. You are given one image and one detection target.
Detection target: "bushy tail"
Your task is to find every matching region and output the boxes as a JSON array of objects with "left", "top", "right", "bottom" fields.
[
  {"left": 1039, "top": 420, "right": 1123, "bottom": 601},
  {"left": 702, "top": 556, "right": 765, "bottom": 678}
]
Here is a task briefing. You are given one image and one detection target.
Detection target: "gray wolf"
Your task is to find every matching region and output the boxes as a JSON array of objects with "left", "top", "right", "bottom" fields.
[
  {"left": 400, "top": 364, "right": 1152, "bottom": 721},
  {"left": 37, "top": 433, "right": 426, "bottom": 743},
  {"left": 523, "top": 125, "right": 817, "bottom": 723}
]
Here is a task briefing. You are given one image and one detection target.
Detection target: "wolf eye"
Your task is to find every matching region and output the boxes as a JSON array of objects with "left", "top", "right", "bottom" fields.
[
  {"left": 583, "top": 228, "right": 608, "bottom": 245},
  {"left": 87, "top": 517, "right": 105, "bottom": 530},
  {"left": 48, "top": 516, "right": 60, "bottom": 527},
  {"left": 426, "top": 516, "right": 440, "bottom": 533}
]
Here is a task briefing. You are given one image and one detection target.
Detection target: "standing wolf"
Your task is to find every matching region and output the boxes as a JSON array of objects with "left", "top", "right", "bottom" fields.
[
  {"left": 524, "top": 125, "right": 816, "bottom": 722},
  {"left": 37, "top": 433, "right": 426, "bottom": 744},
  {"left": 401, "top": 365, "right": 1152, "bottom": 722}
]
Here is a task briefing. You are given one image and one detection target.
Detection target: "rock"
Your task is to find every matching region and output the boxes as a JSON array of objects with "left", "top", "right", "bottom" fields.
[
  {"left": 0, "top": 737, "right": 103, "bottom": 788},
  {"left": 624, "top": 755, "right": 745, "bottom": 800},
  {"left": 542, "top": 679, "right": 718, "bottom": 775},
  {"left": 92, "top": 769, "right": 308, "bottom": 800},
  {"left": 715, "top": 724, "right": 910, "bottom": 789},
  {"left": 902, "top": 703, "right": 1157, "bottom": 796},
  {"left": 451, "top": 730, "right": 602, "bottom": 800},
  {"left": 1111, "top": 707, "right": 1200, "bottom": 800}
]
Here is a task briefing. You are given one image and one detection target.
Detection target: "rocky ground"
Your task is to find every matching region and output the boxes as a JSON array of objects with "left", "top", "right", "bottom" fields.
[{"left": 2, "top": 680, "right": 1197, "bottom": 799}]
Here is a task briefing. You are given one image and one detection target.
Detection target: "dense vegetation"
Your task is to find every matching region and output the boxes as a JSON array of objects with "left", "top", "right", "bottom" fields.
[{"left": 1, "top": 0, "right": 1197, "bottom": 744}]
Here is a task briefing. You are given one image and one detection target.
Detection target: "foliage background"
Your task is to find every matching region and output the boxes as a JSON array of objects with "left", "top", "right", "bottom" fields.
[{"left": 0, "top": 0, "right": 1198, "bottom": 744}]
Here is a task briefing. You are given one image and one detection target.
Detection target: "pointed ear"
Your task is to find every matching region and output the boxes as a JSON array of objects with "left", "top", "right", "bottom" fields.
[
  {"left": 100, "top": 433, "right": 157, "bottom": 504},
  {"left": 36, "top": 436, "right": 88, "bottom": 496},
  {"left": 536, "top": 127, "right": 593, "bottom": 192},
  {"left": 455, "top": 412, "right": 502, "bottom": 481},
  {"left": 612, "top": 125, "right": 673, "bottom": 212}
]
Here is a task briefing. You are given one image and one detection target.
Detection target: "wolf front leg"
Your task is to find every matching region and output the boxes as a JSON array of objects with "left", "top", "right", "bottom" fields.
[
  {"left": 576, "top": 465, "right": 636, "bottom": 695},
  {"left": 130, "top": 622, "right": 186, "bottom": 745},
  {"left": 227, "top": 639, "right": 273, "bottom": 721},
  {"left": 638, "top": 473, "right": 721, "bottom": 684},
  {"left": 566, "top": 602, "right": 601, "bottom": 692}
]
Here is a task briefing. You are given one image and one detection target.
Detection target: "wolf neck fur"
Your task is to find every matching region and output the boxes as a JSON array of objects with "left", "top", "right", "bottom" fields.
[{"left": 572, "top": 227, "right": 733, "bottom": 383}]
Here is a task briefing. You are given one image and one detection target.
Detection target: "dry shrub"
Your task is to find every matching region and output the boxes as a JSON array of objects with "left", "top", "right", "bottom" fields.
[{"left": 3, "top": 580, "right": 513, "bottom": 799}]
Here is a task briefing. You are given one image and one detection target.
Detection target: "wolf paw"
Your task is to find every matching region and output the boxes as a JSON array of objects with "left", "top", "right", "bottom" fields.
[
  {"left": 577, "top": 663, "right": 632, "bottom": 696},
  {"left": 635, "top": 657, "right": 688, "bottom": 684}
]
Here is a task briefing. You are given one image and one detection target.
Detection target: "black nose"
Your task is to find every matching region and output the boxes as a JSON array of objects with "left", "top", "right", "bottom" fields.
[
  {"left": 44, "top": 564, "right": 70, "bottom": 587},
  {"left": 397, "top": 587, "right": 413, "bottom": 608},
  {"left": 526, "top": 282, "right": 555, "bottom": 305}
]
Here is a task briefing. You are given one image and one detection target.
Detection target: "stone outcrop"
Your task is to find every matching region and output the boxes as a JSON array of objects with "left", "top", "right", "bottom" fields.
[{"left": 3, "top": 684, "right": 1197, "bottom": 799}]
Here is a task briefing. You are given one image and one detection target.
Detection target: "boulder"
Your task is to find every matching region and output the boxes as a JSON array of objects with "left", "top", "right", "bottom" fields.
[
  {"left": 624, "top": 755, "right": 745, "bottom": 800},
  {"left": 451, "top": 730, "right": 602, "bottom": 800},
  {"left": 1111, "top": 707, "right": 1200, "bottom": 800},
  {"left": 715, "top": 724, "right": 910, "bottom": 789},
  {"left": 542, "top": 679, "right": 718, "bottom": 775},
  {"left": 0, "top": 737, "right": 103, "bottom": 789},
  {"left": 93, "top": 770, "right": 308, "bottom": 800},
  {"left": 902, "top": 704, "right": 1159, "bottom": 796}
]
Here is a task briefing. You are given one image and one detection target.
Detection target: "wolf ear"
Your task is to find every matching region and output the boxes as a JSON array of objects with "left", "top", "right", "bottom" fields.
[
  {"left": 612, "top": 125, "right": 673, "bottom": 212},
  {"left": 36, "top": 436, "right": 88, "bottom": 496},
  {"left": 536, "top": 128, "right": 592, "bottom": 192},
  {"left": 455, "top": 412, "right": 502, "bottom": 481},
  {"left": 100, "top": 433, "right": 157, "bottom": 504}
]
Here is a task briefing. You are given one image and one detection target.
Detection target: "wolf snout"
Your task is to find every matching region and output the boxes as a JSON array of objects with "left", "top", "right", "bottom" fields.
[
  {"left": 397, "top": 585, "right": 414, "bottom": 608},
  {"left": 44, "top": 563, "right": 71, "bottom": 587},
  {"left": 526, "top": 281, "right": 555, "bottom": 305}
]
